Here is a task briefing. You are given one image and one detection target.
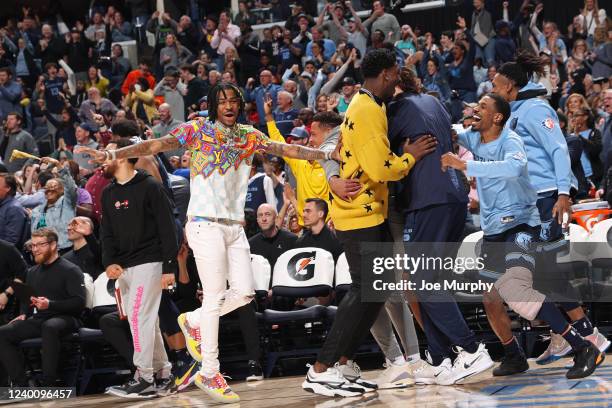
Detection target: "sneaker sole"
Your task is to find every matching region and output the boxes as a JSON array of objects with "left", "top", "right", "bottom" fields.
[
  {"left": 376, "top": 378, "right": 414, "bottom": 389},
  {"left": 301, "top": 380, "right": 364, "bottom": 398},
  {"left": 414, "top": 376, "right": 436, "bottom": 385},
  {"left": 535, "top": 345, "right": 573, "bottom": 366},
  {"left": 178, "top": 315, "right": 202, "bottom": 363},
  {"left": 107, "top": 389, "right": 157, "bottom": 399},
  {"left": 195, "top": 379, "right": 240, "bottom": 403},
  {"left": 492, "top": 363, "right": 529, "bottom": 377},
  {"left": 566, "top": 350, "right": 605, "bottom": 379},
  {"left": 246, "top": 375, "right": 264, "bottom": 382},
  {"left": 438, "top": 358, "right": 494, "bottom": 385}
]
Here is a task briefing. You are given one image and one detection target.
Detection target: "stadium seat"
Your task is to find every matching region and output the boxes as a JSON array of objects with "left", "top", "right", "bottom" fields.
[
  {"left": 334, "top": 252, "right": 351, "bottom": 294},
  {"left": 262, "top": 247, "right": 335, "bottom": 377},
  {"left": 454, "top": 231, "right": 484, "bottom": 275},
  {"left": 589, "top": 218, "right": 612, "bottom": 271},
  {"left": 251, "top": 254, "right": 272, "bottom": 297}
]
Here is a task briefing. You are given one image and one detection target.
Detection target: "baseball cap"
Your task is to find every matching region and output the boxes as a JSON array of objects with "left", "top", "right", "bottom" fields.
[
  {"left": 300, "top": 71, "right": 313, "bottom": 81},
  {"left": 342, "top": 77, "right": 356, "bottom": 86},
  {"left": 199, "top": 96, "right": 208, "bottom": 104},
  {"left": 289, "top": 126, "right": 309, "bottom": 139},
  {"left": 79, "top": 122, "right": 98, "bottom": 133}
]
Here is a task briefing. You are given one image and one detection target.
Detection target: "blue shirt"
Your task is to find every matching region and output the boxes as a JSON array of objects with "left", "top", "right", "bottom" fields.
[
  {"left": 455, "top": 125, "right": 541, "bottom": 235},
  {"left": 508, "top": 82, "right": 575, "bottom": 195},
  {"left": 245, "top": 83, "right": 282, "bottom": 126},
  {"left": 306, "top": 39, "right": 336, "bottom": 61}
]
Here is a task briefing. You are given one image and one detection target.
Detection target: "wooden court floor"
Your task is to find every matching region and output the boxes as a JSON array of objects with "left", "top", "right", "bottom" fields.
[{"left": 8, "top": 358, "right": 612, "bottom": 407}]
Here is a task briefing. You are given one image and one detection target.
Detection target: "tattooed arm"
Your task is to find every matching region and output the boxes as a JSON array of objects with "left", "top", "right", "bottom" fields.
[
  {"left": 265, "top": 141, "right": 328, "bottom": 161},
  {"left": 74, "top": 135, "right": 181, "bottom": 163}
]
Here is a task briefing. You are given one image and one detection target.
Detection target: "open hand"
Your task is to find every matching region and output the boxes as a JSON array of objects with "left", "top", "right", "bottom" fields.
[{"left": 403, "top": 135, "right": 437, "bottom": 161}]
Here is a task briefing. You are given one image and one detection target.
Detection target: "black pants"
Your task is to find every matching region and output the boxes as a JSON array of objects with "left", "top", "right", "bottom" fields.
[
  {"left": 0, "top": 315, "right": 80, "bottom": 385},
  {"left": 232, "top": 301, "right": 261, "bottom": 361},
  {"left": 317, "top": 222, "right": 391, "bottom": 366},
  {"left": 99, "top": 312, "right": 134, "bottom": 369}
]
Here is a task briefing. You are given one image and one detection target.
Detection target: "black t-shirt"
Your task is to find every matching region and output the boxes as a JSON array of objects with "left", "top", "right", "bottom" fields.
[
  {"left": 62, "top": 235, "right": 103, "bottom": 280},
  {"left": 249, "top": 229, "right": 297, "bottom": 270},
  {"left": 295, "top": 226, "right": 344, "bottom": 263}
]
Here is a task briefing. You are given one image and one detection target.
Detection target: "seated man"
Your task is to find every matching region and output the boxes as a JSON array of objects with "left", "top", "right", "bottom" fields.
[
  {"left": 0, "top": 228, "right": 85, "bottom": 387},
  {"left": 295, "top": 198, "right": 342, "bottom": 263},
  {"left": 63, "top": 216, "right": 103, "bottom": 279}
]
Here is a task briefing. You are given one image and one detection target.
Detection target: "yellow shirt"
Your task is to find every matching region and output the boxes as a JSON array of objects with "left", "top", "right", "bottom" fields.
[
  {"left": 266, "top": 121, "right": 330, "bottom": 226},
  {"left": 331, "top": 92, "right": 416, "bottom": 231}
]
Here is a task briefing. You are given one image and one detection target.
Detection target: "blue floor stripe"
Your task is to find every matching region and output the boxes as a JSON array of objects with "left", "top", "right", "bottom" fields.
[
  {"left": 494, "top": 396, "right": 610, "bottom": 407},
  {"left": 477, "top": 389, "right": 612, "bottom": 402}
]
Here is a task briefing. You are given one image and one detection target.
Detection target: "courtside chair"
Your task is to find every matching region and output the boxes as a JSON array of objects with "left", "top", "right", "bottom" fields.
[
  {"left": 263, "top": 247, "right": 335, "bottom": 377},
  {"left": 586, "top": 219, "right": 612, "bottom": 336}
]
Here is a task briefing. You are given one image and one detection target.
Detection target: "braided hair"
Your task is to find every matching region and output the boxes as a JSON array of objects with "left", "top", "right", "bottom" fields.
[
  {"left": 207, "top": 82, "right": 245, "bottom": 122},
  {"left": 497, "top": 50, "right": 546, "bottom": 89}
]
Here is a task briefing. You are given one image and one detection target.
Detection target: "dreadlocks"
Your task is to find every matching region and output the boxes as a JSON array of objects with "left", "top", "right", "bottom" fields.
[
  {"left": 497, "top": 50, "right": 547, "bottom": 89},
  {"left": 207, "top": 83, "right": 245, "bottom": 122}
]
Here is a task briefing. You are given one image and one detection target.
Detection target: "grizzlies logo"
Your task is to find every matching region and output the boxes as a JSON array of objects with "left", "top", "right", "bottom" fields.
[{"left": 514, "top": 232, "right": 534, "bottom": 252}]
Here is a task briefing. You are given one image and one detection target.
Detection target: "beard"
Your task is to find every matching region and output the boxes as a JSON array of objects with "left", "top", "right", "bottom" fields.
[{"left": 34, "top": 249, "right": 54, "bottom": 265}]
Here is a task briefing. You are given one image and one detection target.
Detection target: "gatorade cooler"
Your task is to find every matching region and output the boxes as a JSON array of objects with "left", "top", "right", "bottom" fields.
[{"left": 571, "top": 200, "right": 612, "bottom": 232}]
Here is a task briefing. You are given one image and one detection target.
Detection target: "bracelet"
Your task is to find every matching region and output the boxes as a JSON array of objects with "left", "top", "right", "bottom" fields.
[
  {"left": 324, "top": 151, "right": 332, "bottom": 161},
  {"left": 111, "top": 150, "right": 117, "bottom": 161},
  {"left": 103, "top": 151, "right": 110, "bottom": 161}
]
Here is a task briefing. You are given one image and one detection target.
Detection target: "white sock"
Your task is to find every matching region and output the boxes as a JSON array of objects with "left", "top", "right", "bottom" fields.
[
  {"left": 407, "top": 353, "right": 421, "bottom": 363},
  {"left": 392, "top": 356, "right": 407, "bottom": 366}
]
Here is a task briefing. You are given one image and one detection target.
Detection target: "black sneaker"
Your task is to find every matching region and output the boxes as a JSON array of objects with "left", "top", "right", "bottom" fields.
[
  {"left": 566, "top": 344, "right": 605, "bottom": 379},
  {"left": 246, "top": 360, "right": 264, "bottom": 382},
  {"left": 107, "top": 377, "right": 157, "bottom": 399},
  {"left": 155, "top": 374, "right": 178, "bottom": 397},
  {"left": 492, "top": 353, "right": 529, "bottom": 376}
]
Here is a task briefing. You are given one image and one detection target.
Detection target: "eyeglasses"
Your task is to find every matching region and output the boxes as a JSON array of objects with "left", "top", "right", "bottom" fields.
[{"left": 30, "top": 241, "right": 51, "bottom": 249}]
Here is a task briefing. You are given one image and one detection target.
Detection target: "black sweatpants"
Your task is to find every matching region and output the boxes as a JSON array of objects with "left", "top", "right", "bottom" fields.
[
  {"left": 0, "top": 315, "right": 80, "bottom": 385},
  {"left": 99, "top": 312, "right": 134, "bottom": 368},
  {"left": 317, "top": 222, "right": 392, "bottom": 366}
]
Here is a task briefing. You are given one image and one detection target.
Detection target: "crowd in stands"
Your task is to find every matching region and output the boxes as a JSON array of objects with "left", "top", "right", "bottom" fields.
[{"left": 0, "top": 0, "right": 610, "bottom": 392}]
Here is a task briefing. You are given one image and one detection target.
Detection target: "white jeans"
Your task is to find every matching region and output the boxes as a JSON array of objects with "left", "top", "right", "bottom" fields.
[{"left": 185, "top": 221, "right": 255, "bottom": 377}]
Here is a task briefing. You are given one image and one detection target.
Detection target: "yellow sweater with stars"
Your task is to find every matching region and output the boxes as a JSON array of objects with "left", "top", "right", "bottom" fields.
[
  {"left": 266, "top": 120, "right": 330, "bottom": 226},
  {"left": 331, "top": 92, "right": 416, "bottom": 231}
]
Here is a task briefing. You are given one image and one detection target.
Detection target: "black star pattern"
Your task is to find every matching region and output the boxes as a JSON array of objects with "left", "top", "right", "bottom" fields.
[
  {"left": 355, "top": 169, "right": 364, "bottom": 179},
  {"left": 363, "top": 203, "right": 373, "bottom": 213},
  {"left": 348, "top": 121, "right": 355, "bottom": 131},
  {"left": 364, "top": 189, "right": 373, "bottom": 197},
  {"left": 328, "top": 192, "right": 334, "bottom": 202},
  {"left": 379, "top": 180, "right": 385, "bottom": 184},
  {"left": 340, "top": 160, "right": 345, "bottom": 170},
  {"left": 344, "top": 116, "right": 349, "bottom": 126},
  {"left": 384, "top": 160, "right": 392, "bottom": 168},
  {"left": 388, "top": 151, "right": 394, "bottom": 156},
  {"left": 345, "top": 150, "right": 352, "bottom": 159},
  {"left": 403, "top": 158, "right": 411, "bottom": 165}
]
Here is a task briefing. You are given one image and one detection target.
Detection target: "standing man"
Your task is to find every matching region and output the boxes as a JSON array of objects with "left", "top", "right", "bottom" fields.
[
  {"left": 302, "top": 49, "right": 435, "bottom": 398},
  {"left": 443, "top": 93, "right": 604, "bottom": 380},
  {"left": 152, "top": 103, "right": 183, "bottom": 159},
  {"left": 0, "top": 113, "right": 38, "bottom": 173},
  {"left": 0, "top": 173, "right": 27, "bottom": 246},
  {"left": 72, "top": 123, "right": 99, "bottom": 175},
  {"left": 246, "top": 70, "right": 282, "bottom": 128},
  {"left": 154, "top": 72, "right": 186, "bottom": 122},
  {"left": 101, "top": 138, "right": 178, "bottom": 399},
  {"left": 0, "top": 68, "right": 22, "bottom": 123},
  {"left": 210, "top": 11, "right": 241, "bottom": 72},
  {"left": 489, "top": 52, "right": 609, "bottom": 373},
  {"left": 77, "top": 83, "right": 331, "bottom": 404},
  {"left": 362, "top": 1, "right": 400, "bottom": 43}
]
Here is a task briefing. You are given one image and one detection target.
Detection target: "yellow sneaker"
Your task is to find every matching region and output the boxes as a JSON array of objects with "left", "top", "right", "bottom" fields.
[
  {"left": 177, "top": 313, "right": 202, "bottom": 362},
  {"left": 194, "top": 372, "right": 240, "bottom": 404}
]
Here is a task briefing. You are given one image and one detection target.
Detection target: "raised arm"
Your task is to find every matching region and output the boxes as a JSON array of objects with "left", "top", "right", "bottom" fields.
[
  {"left": 75, "top": 135, "right": 181, "bottom": 163},
  {"left": 265, "top": 141, "right": 328, "bottom": 161}
]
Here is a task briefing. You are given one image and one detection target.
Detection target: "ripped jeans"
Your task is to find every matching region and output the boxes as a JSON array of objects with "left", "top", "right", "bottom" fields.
[{"left": 185, "top": 220, "right": 255, "bottom": 377}]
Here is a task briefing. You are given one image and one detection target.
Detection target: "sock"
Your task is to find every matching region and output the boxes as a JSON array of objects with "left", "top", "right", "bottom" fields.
[
  {"left": 463, "top": 342, "right": 478, "bottom": 354},
  {"left": 560, "top": 325, "right": 590, "bottom": 351},
  {"left": 572, "top": 317, "right": 594, "bottom": 337},
  {"left": 407, "top": 353, "right": 421, "bottom": 363},
  {"left": 158, "top": 364, "right": 172, "bottom": 379},
  {"left": 536, "top": 301, "right": 571, "bottom": 334},
  {"left": 174, "top": 348, "right": 192, "bottom": 363},
  {"left": 392, "top": 355, "right": 406, "bottom": 366},
  {"left": 428, "top": 353, "right": 443, "bottom": 366},
  {"left": 502, "top": 336, "right": 523, "bottom": 357}
]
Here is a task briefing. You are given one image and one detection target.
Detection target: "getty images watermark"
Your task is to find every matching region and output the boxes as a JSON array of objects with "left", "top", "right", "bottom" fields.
[{"left": 370, "top": 253, "right": 493, "bottom": 293}]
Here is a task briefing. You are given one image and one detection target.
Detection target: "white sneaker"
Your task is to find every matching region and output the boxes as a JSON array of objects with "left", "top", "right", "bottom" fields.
[
  {"left": 374, "top": 359, "right": 415, "bottom": 389},
  {"left": 412, "top": 357, "right": 452, "bottom": 385},
  {"left": 535, "top": 331, "right": 572, "bottom": 365},
  {"left": 302, "top": 365, "right": 365, "bottom": 398},
  {"left": 335, "top": 360, "right": 377, "bottom": 392},
  {"left": 586, "top": 327, "right": 611, "bottom": 353},
  {"left": 435, "top": 343, "right": 494, "bottom": 386}
]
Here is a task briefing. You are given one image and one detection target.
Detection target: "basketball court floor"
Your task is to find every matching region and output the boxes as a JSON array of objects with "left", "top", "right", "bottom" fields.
[{"left": 8, "top": 358, "right": 612, "bottom": 407}]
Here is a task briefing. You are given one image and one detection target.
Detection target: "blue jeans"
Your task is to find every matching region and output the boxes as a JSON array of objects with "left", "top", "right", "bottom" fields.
[{"left": 474, "top": 38, "right": 496, "bottom": 67}]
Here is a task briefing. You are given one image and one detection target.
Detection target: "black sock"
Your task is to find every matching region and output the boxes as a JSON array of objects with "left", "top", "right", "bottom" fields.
[
  {"left": 502, "top": 336, "right": 523, "bottom": 357},
  {"left": 572, "top": 317, "right": 594, "bottom": 337},
  {"left": 560, "top": 325, "right": 590, "bottom": 351},
  {"left": 463, "top": 342, "right": 478, "bottom": 354},
  {"left": 429, "top": 353, "right": 443, "bottom": 366},
  {"left": 536, "top": 301, "right": 570, "bottom": 334}
]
